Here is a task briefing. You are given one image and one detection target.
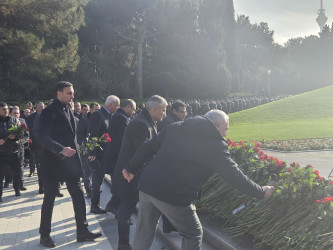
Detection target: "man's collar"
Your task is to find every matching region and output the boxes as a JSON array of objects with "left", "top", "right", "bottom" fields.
[{"left": 102, "top": 105, "right": 110, "bottom": 115}]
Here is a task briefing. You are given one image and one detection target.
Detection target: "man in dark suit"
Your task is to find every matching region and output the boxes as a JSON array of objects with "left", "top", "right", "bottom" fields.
[
  {"left": 112, "top": 95, "right": 167, "bottom": 250},
  {"left": 104, "top": 99, "right": 137, "bottom": 215},
  {"left": 38, "top": 81, "right": 101, "bottom": 248},
  {"left": 157, "top": 100, "right": 187, "bottom": 233},
  {"left": 123, "top": 110, "right": 274, "bottom": 250},
  {"left": 88, "top": 95, "right": 120, "bottom": 214}
]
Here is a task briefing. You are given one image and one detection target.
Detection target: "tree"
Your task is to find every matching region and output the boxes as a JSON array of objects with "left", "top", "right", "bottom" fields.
[{"left": 0, "top": 0, "right": 86, "bottom": 100}]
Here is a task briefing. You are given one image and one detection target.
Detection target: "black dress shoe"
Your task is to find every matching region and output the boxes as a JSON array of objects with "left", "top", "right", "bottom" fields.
[
  {"left": 77, "top": 231, "right": 102, "bottom": 242},
  {"left": 56, "top": 192, "right": 64, "bottom": 197},
  {"left": 118, "top": 243, "right": 133, "bottom": 250},
  {"left": 90, "top": 206, "right": 107, "bottom": 214},
  {"left": 15, "top": 190, "right": 21, "bottom": 196},
  {"left": 20, "top": 186, "right": 27, "bottom": 191},
  {"left": 105, "top": 206, "right": 118, "bottom": 215},
  {"left": 40, "top": 235, "right": 56, "bottom": 248},
  {"left": 3, "top": 183, "right": 9, "bottom": 188}
]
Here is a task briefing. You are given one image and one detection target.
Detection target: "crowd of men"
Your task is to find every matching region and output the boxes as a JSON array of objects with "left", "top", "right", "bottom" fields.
[{"left": 0, "top": 81, "right": 276, "bottom": 250}]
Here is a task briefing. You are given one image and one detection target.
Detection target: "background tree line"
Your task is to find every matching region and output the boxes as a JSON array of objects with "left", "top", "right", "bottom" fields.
[{"left": 0, "top": 0, "right": 332, "bottom": 101}]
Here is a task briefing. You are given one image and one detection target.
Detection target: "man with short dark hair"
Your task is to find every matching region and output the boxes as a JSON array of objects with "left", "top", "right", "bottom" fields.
[
  {"left": 38, "top": 81, "right": 101, "bottom": 248},
  {"left": 112, "top": 95, "right": 167, "bottom": 250},
  {"left": 90, "top": 102, "right": 100, "bottom": 114},
  {"left": 74, "top": 101, "right": 81, "bottom": 118},
  {"left": 157, "top": 100, "right": 187, "bottom": 132},
  {"left": 81, "top": 104, "right": 90, "bottom": 118},
  {"left": 0, "top": 102, "right": 25, "bottom": 200}
]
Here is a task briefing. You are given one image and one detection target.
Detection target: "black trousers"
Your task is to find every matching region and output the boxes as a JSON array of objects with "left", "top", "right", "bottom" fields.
[
  {"left": 117, "top": 199, "right": 137, "bottom": 245},
  {"left": 0, "top": 152, "right": 21, "bottom": 196},
  {"left": 39, "top": 177, "right": 88, "bottom": 237},
  {"left": 91, "top": 170, "right": 104, "bottom": 207}
]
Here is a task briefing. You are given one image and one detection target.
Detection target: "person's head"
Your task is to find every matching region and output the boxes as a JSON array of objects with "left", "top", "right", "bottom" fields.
[
  {"left": 55, "top": 81, "right": 74, "bottom": 105},
  {"left": 25, "top": 101, "right": 33, "bottom": 110},
  {"left": 104, "top": 95, "right": 120, "bottom": 115},
  {"left": 74, "top": 101, "right": 81, "bottom": 113},
  {"left": 145, "top": 95, "right": 168, "bottom": 122},
  {"left": 81, "top": 104, "right": 90, "bottom": 117},
  {"left": 10, "top": 106, "right": 20, "bottom": 118},
  {"left": 35, "top": 101, "right": 45, "bottom": 113},
  {"left": 171, "top": 100, "right": 187, "bottom": 121},
  {"left": 121, "top": 99, "right": 136, "bottom": 117},
  {"left": 0, "top": 102, "right": 9, "bottom": 118},
  {"left": 24, "top": 109, "right": 31, "bottom": 117},
  {"left": 204, "top": 109, "right": 229, "bottom": 137},
  {"left": 90, "top": 102, "right": 100, "bottom": 113}
]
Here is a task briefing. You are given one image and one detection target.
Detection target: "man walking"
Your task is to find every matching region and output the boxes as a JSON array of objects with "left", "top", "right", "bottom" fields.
[
  {"left": 123, "top": 110, "right": 274, "bottom": 250},
  {"left": 0, "top": 102, "right": 26, "bottom": 200},
  {"left": 112, "top": 95, "right": 167, "bottom": 250},
  {"left": 104, "top": 99, "right": 137, "bottom": 215},
  {"left": 88, "top": 95, "right": 120, "bottom": 214},
  {"left": 38, "top": 81, "right": 101, "bottom": 248}
]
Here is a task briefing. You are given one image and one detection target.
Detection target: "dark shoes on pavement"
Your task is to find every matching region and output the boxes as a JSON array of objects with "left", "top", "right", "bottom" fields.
[
  {"left": 15, "top": 190, "right": 21, "bottom": 196},
  {"left": 20, "top": 186, "right": 27, "bottom": 191},
  {"left": 90, "top": 205, "right": 107, "bottom": 214},
  {"left": 118, "top": 243, "right": 133, "bottom": 250},
  {"left": 40, "top": 235, "right": 56, "bottom": 248},
  {"left": 56, "top": 192, "right": 64, "bottom": 197},
  {"left": 77, "top": 231, "right": 102, "bottom": 242}
]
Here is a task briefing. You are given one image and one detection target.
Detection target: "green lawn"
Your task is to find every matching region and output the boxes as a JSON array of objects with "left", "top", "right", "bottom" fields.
[{"left": 228, "top": 85, "right": 333, "bottom": 141}]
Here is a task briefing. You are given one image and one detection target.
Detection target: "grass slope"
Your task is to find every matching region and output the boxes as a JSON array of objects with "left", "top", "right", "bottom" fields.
[{"left": 228, "top": 85, "right": 333, "bottom": 141}]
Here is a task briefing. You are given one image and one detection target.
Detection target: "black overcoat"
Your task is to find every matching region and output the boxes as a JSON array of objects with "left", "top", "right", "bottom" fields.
[
  {"left": 112, "top": 109, "right": 157, "bottom": 201},
  {"left": 38, "top": 98, "right": 82, "bottom": 181},
  {"left": 104, "top": 108, "right": 131, "bottom": 176}
]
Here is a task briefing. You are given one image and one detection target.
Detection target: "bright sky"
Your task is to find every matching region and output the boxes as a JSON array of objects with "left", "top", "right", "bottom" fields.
[{"left": 233, "top": 0, "right": 333, "bottom": 45}]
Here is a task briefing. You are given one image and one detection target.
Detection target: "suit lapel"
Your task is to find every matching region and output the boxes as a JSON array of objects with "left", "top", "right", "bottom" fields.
[{"left": 56, "top": 107, "right": 74, "bottom": 135}]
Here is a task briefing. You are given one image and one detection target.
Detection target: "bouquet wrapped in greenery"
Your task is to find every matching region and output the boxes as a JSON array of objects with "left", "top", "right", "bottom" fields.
[
  {"left": 7, "top": 123, "right": 29, "bottom": 146},
  {"left": 77, "top": 133, "right": 111, "bottom": 155}
]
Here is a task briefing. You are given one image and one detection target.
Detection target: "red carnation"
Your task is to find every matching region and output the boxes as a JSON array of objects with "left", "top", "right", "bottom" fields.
[
  {"left": 29, "top": 139, "right": 32, "bottom": 144},
  {"left": 20, "top": 123, "right": 29, "bottom": 131},
  {"left": 104, "top": 133, "right": 111, "bottom": 142}
]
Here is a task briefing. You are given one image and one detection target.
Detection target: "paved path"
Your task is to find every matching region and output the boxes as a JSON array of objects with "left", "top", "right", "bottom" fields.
[
  {"left": 263, "top": 150, "right": 333, "bottom": 177},
  {"left": 0, "top": 170, "right": 112, "bottom": 250},
  {"left": 0, "top": 169, "right": 171, "bottom": 250}
]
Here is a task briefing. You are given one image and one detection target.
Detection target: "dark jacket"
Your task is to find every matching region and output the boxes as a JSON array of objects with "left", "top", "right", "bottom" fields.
[
  {"left": 77, "top": 116, "right": 89, "bottom": 145},
  {"left": 157, "top": 112, "right": 181, "bottom": 132},
  {"left": 38, "top": 98, "right": 82, "bottom": 181},
  {"left": 112, "top": 108, "right": 157, "bottom": 201},
  {"left": 0, "top": 116, "right": 25, "bottom": 154},
  {"left": 88, "top": 106, "right": 110, "bottom": 160},
  {"left": 104, "top": 108, "right": 131, "bottom": 175},
  {"left": 126, "top": 116, "right": 265, "bottom": 207}
]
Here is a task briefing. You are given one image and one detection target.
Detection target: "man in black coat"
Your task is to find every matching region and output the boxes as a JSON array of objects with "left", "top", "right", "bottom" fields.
[
  {"left": 123, "top": 110, "right": 274, "bottom": 250},
  {"left": 157, "top": 99, "right": 187, "bottom": 233},
  {"left": 104, "top": 99, "right": 137, "bottom": 215},
  {"left": 0, "top": 102, "right": 27, "bottom": 200},
  {"left": 88, "top": 95, "right": 120, "bottom": 214},
  {"left": 38, "top": 81, "right": 101, "bottom": 248},
  {"left": 112, "top": 95, "right": 167, "bottom": 250}
]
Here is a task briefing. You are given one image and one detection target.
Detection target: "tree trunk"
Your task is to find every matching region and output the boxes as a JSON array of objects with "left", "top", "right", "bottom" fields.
[{"left": 136, "top": 22, "right": 147, "bottom": 99}]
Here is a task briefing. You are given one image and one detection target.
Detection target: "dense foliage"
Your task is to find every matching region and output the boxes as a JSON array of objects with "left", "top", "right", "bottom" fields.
[
  {"left": 196, "top": 140, "right": 333, "bottom": 249},
  {"left": 0, "top": 0, "right": 332, "bottom": 101}
]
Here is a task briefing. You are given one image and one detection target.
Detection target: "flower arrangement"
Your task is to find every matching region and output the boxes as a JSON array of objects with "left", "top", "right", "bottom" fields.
[
  {"left": 196, "top": 139, "right": 333, "bottom": 249},
  {"left": 77, "top": 133, "right": 111, "bottom": 155},
  {"left": 8, "top": 123, "right": 29, "bottom": 138}
]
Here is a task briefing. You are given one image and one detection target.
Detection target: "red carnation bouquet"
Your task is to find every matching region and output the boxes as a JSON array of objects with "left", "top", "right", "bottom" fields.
[
  {"left": 6, "top": 123, "right": 29, "bottom": 146},
  {"left": 77, "top": 133, "right": 111, "bottom": 155}
]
